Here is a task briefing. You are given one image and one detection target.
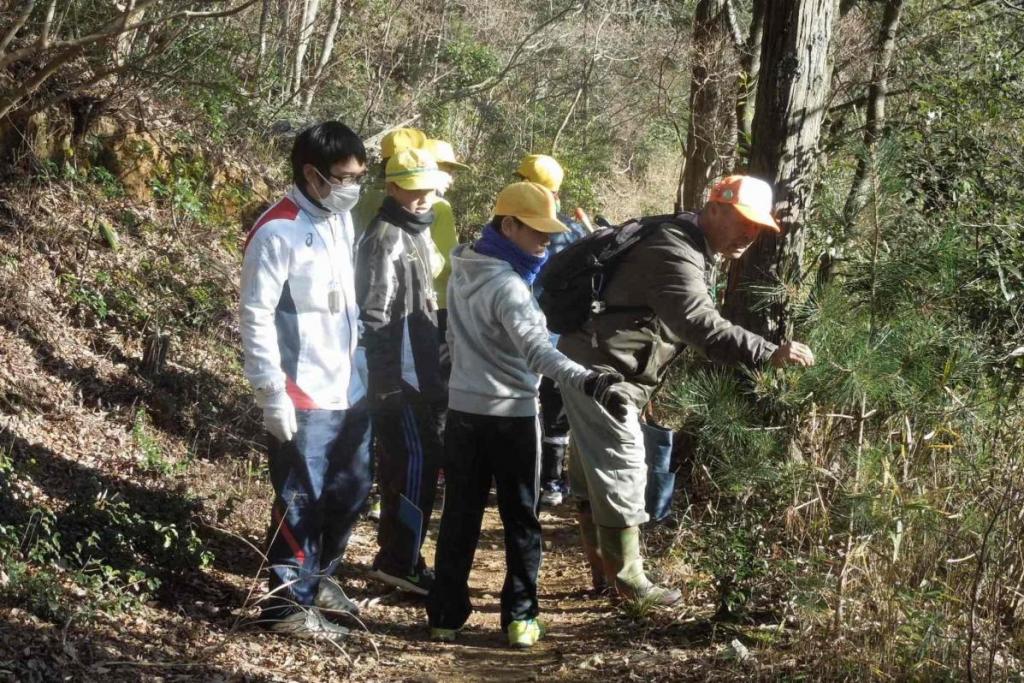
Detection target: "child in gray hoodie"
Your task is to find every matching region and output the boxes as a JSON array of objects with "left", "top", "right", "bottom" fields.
[{"left": 425, "top": 182, "right": 628, "bottom": 648}]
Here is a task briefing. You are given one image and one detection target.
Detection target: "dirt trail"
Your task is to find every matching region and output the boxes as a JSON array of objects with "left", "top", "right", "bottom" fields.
[
  {"left": 2, "top": 435, "right": 726, "bottom": 682},
  {"left": 345, "top": 498, "right": 612, "bottom": 681}
]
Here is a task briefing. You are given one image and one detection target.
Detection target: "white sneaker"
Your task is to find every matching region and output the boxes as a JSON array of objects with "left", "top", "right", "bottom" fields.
[{"left": 540, "top": 487, "right": 563, "bottom": 507}]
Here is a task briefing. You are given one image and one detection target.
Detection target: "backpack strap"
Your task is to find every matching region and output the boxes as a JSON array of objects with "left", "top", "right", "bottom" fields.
[{"left": 592, "top": 213, "right": 703, "bottom": 317}]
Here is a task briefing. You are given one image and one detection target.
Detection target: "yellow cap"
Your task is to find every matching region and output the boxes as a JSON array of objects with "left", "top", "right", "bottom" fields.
[
  {"left": 422, "top": 139, "right": 469, "bottom": 171},
  {"left": 385, "top": 148, "right": 448, "bottom": 191},
  {"left": 381, "top": 127, "right": 426, "bottom": 160},
  {"left": 516, "top": 154, "right": 564, "bottom": 192},
  {"left": 493, "top": 182, "right": 567, "bottom": 234}
]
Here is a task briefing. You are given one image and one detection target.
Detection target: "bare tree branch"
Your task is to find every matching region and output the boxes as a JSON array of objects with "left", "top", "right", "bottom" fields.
[
  {"left": 0, "top": 0, "right": 259, "bottom": 72},
  {"left": 723, "top": 0, "right": 744, "bottom": 50},
  {"left": 292, "top": 0, "right": 322, "bottom": 95},
  {"left": 38, "top": 0, "right": 57, "bottom": 50},
  {"left": 301, "top": 0, "right": 343, "bottom": 113},
  {"left": 0, "top": 45, "right": 83, "bottom": 121},
  {"left": 0, "top": 0, "right": 37, "bottom": 55},
  {"left": 435, "top": 3, "right": 583, "bottom": 105}
]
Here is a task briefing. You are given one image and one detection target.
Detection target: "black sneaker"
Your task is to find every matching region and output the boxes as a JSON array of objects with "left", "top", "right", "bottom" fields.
[
  {"left": 367, "top": 565, "right": 435, "bottom": 596},
  {"left": 316, "top": 577, "right": 360, "bottom": 617},
  {"left": 264, "top": 607, "right": 349, "bottom": 640}
]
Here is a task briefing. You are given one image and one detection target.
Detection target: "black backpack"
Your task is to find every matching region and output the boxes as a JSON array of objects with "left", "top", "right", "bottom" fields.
[{"left": 537, "top": 213, "right": 700, "bottom": 334}]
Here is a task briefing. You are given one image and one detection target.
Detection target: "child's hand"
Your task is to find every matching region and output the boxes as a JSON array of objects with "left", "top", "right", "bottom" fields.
[{"left": 583, "top": 371, "right": 631, "bottom": 422}]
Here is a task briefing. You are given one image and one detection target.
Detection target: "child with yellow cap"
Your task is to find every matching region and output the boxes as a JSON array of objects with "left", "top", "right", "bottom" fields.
[
  {"left": 420, "top": 138, "right": 469, "bottom": 376},
  {"left": 426, "top": 182, "right": 630, "bottom": 648},
  {"left": 351, "top": 127, "right": 427, "bottom": 236},
  {"left": 514, "top": 154, "right": 589, "bottom": 508},
  {"left": 353, "top": 126, "right": 429, "bottom": 523},
  {"left": 355, "top": 148, "right": 450, "bottom": 596}
]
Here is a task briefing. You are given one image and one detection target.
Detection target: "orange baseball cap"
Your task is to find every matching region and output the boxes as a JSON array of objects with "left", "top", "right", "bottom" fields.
[{"left": 708, "top": 175, "right": 781, "bottom": 232}]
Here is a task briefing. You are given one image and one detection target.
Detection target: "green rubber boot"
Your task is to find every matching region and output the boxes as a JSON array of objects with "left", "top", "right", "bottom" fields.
[
  {"left": 577, "top": 508, "right": 608, "bottom": 592},
  {"left": 597, "top": 525, "right": 681, "bottom": 606}
]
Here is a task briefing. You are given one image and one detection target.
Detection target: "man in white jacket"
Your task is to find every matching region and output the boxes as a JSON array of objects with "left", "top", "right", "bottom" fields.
[{"left": 239, "top": 121, "right": 371, "bottom": 640}]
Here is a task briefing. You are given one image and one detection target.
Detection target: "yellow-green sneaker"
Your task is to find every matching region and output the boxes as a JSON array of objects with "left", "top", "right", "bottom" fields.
[
  {"left": 430, "top": 627, "right": 459, "bottom": 642},
  {"left": 507, "top": 618, "right": 545, "bottom": 648}
]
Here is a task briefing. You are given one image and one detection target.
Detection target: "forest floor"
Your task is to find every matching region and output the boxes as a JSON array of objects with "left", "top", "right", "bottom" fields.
[{"left": 1, "top": 450, "right": 758, "bottom": 682}]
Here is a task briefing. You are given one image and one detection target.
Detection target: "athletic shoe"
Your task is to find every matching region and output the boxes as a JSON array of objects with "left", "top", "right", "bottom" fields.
[
  {"left": 368, "top": 565, "right": 435, "bottom": 596},
  {"left": 316, "top": 577, "right": 360, "bottom": 616},
  {"left": 429, "top": 626, "right": 459, "bottom": 642},
  {"left": 264, "top": 607, "right": 349, "bottom": 640},
  {"left": 367, "top": 495, "right": 381, "bottom": 521},
  {"left": 539, "top": 483, "right": 563, "bottom": 507},
  {"left": 507, "top": 618, "right": 546, "bottom": 648}
]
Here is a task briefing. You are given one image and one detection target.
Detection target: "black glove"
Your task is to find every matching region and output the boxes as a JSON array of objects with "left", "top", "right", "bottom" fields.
[{"left": 582, "top": 371, "right": 630, "bottom": 423}]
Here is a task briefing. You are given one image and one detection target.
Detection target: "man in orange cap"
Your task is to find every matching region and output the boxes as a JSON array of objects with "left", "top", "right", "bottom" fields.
[{"left": 556, "top": 175, "right": 815, "bottom": 607}]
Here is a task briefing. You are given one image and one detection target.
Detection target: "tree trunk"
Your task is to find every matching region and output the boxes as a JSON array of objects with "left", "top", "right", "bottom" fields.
[
  {"left": 276, "top": 0, "right": 291, "bottom": 95},
  {"left": 841, "top": 0, "right": 905, "bottom": 232},
  {"left": 0, "top": 0, "right": 37, "bottom": 55},
  {"left": 142, "top": 329, "right": 171, "bottom": 378},
  {"left": 292, "top": 0, "right": 322, "bottom": 96},
  {"left": 722, "top": 0, "right": 840, "bottom": 342},
  {"left": 735, "top": 0, "right": 766, "bottom": 166},
  {"left": 112, "top": 0, "right": 144, "bottom": 68},
  {"left": 301, "top": 0, "right": 343, "bottom": 113},
  {"left": 678, "top": 0, "right": 739, "bottom": 211},
  {"left": 256, "top": 0, "right": 272, "bottom": 74}
]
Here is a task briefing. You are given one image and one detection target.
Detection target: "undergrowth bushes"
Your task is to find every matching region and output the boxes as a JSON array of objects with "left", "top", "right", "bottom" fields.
[
  {"left": 0, "top": 443, "right": 212, "bottom": 625},
  {"left": 660, "top": 183, "right": 1023, "bottom": 677}
]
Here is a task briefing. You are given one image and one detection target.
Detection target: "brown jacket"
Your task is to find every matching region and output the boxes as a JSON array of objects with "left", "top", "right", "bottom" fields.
[{"left": 557, "top": 215, "right": 777, "bottom": 406}]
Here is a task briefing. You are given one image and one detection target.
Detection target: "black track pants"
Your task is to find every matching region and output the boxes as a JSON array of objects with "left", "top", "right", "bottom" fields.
[{"left": 427, "top": 410, "right": 542, "bottom": 630}]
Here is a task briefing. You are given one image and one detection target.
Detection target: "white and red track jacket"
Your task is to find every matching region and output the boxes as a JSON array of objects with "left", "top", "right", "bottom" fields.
[{"left": 240, "top": 186, "right": 364, "bottom": 410}]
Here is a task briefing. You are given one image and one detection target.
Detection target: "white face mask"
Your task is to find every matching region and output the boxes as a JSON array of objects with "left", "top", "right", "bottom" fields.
[
  {"left": 314, "top": 169, "right": 361, "bottom": 214},
  {"left": 321, "top": 183, "right": 361, "bottom": 214}
]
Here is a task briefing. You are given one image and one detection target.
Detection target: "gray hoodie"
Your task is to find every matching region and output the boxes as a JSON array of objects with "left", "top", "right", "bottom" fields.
[{"left": 446, "top": 244, "right": 591, "bottom": 417}]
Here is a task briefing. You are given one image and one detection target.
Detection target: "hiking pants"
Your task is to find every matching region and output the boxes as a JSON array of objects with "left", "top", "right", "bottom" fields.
[
  {"left": 372, "top": 397, "right": 445, "bottom": 576},
  {"left": 427, "top": 410, "right": 542, "bottom": 631},
  {"left": 539, "top": 376, "right": 570, "bottom": 487},
  {"left": 561, "top": 383, "right": 649, "bottom": 527},
  {"left": 265, "top": 404, "right": 372, "bottom": 619}
]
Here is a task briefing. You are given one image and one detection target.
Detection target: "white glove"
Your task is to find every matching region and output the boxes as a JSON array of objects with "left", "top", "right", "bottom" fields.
[{"left": 257, "top": 388, "right": 297, "bottom": 443}]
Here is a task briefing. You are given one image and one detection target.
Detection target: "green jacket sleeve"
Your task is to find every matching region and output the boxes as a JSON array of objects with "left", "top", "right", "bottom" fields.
[{"left": 429, "top": 198, "right": 457, "bottom": 309}]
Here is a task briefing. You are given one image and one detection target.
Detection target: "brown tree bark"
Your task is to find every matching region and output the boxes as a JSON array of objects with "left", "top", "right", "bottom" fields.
[
  {"left": 722, "top": 0, "right": 841, "bottom": 342},
  {"left": 678, "top": 0, "right": 739, "bottom": 212},
  {"left": 841, "top": 0, "right": 905, "bottom": 232},
  {"left": 735, "top": 0, "right": 766, "bottom": 166}
]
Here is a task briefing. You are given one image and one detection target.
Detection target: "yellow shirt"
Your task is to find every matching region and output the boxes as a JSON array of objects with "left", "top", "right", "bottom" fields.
[
  {"left": 351, "top": 181, "right": 385, "bottom": 238},
  {"left": 430, "top": 197, "right": 458, "bottom": 309}
]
